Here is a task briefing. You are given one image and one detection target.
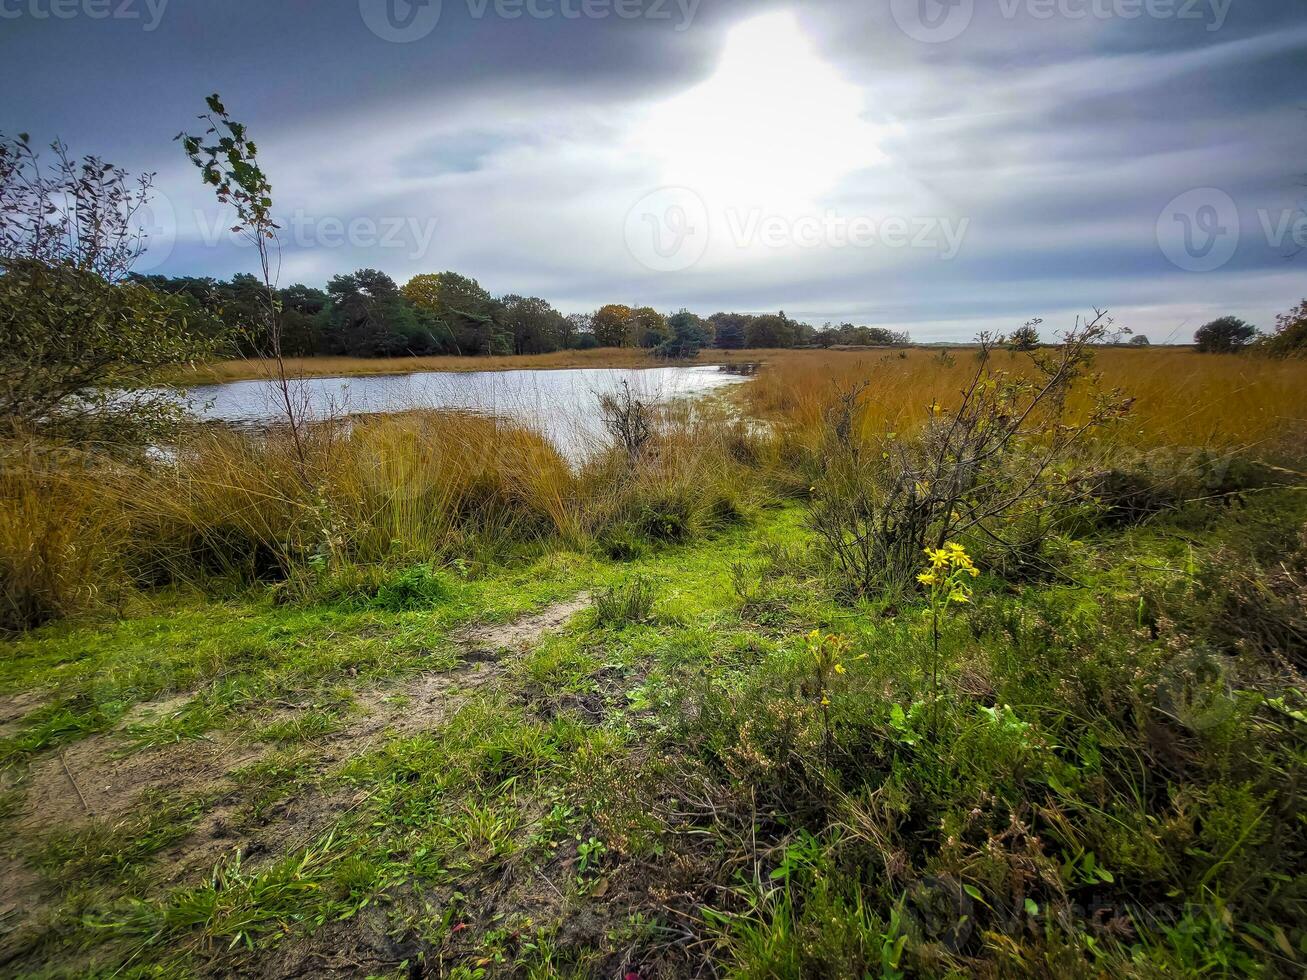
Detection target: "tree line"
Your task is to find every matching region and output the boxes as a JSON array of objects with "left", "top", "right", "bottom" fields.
[{"left": 132, "top": 268, "right": 912, "bottom": 360}]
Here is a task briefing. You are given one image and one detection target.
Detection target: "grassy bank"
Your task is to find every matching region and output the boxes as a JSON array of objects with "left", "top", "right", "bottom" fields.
[
  {"left": 162, "top": 347, "right": 777, "bottom": 385},
  {"left": 2, "top": 489, "right": 1304, "bottom": 976},
  {"left": 2, "top": 346, "right": 1305, "bottom": 976}
]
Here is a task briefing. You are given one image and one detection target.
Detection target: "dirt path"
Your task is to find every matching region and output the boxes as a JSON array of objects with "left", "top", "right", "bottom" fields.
[
  {"left": 0, "top": 593, "right": 592, "bottom": 967},
  {"left": 13, "top": 593, "right": 591, "bottom": 831}
]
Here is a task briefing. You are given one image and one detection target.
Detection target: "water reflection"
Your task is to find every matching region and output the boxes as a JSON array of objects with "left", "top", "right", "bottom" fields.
[{"left": 178, "top": 365, "right": 752, "bottom": 459}]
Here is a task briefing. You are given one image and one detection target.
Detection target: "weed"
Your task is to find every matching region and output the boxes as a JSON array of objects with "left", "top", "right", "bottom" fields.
[
  {"left": 593, "top": 576, "right": 655, "bottom": 628},
  {"left": 372, "top": 564, "right": 453, "bottom": 612}
]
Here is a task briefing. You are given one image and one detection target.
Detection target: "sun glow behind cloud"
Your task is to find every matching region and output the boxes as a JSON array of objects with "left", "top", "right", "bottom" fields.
[
  {"left": 638, "top": 11, "right": 887, "bottom": 214},
  {"left": 103, "top": 2, "right": 1307, "bottom": 340}
]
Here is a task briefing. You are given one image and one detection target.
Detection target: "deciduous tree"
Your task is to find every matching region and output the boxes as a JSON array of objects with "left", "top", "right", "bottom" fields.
[{"left": 593, "top": 304, "right": 634, "bottom": 347}]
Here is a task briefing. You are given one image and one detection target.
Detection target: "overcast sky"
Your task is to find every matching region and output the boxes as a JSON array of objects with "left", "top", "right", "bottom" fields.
[{"left": 3, "top": 0, "right": 1304, "bottom": 340}]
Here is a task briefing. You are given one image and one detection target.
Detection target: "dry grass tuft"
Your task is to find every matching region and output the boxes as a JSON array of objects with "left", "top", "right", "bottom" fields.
[{"left": 0, "top": 442, "right": 132, "bottom": 630}]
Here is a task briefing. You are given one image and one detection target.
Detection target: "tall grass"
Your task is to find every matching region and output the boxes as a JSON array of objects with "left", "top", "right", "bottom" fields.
[
  {"left": 0, "top": 399, "right": 772, "bottom": 627},
  {"left": 127, "top": 412, "right": 584, "bottom": 583},
  {"left": 0, "top": 441, "right": 132, "bottom": 630},
  {"left": 746, "top": 347, "right": 1307, "bottom": 455},
  {"left": 5, "top": 346, "right": 1305, "bottom": 630}
]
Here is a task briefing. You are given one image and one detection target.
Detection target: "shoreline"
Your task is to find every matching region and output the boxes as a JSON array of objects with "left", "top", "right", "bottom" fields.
[
  {"left": 161, "top": 347, "right": 784, "bottom": 385},
  {"left": 160, "top": 342, "right": 1201, "bottom": 387}
]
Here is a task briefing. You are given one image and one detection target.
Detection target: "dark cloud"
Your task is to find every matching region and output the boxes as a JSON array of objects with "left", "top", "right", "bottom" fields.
[{"left": 2, "top": 0, "right": 1303, "bottom": 339}]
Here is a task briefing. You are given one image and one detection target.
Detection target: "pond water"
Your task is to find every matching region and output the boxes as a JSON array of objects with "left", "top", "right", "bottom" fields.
[{"left": 179, "top": 364, "right": 753, "bottom": 458}]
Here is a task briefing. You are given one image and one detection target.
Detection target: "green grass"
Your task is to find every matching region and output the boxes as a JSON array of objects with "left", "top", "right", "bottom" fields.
[{"left": 1, "top": 494, "right": 1304, "bottom": 977}]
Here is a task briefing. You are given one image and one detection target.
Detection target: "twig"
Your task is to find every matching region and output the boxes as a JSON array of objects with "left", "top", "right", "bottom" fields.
[
  {"left": 535, "top": 867, "right": 566, "bottom": 902},
  {"left": 59, "top": 750, "right": 91, "bottom": 815}
]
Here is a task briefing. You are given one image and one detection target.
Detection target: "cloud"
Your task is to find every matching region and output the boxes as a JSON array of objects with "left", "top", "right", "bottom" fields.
[{"left": 4, "top": 0, "right": 1303, "bottom": 338}]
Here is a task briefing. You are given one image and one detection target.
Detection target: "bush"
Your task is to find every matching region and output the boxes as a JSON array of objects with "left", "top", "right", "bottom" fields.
[
  {"left": 598, "top": 381, "right": 652, "bottom": 460},
  {"left": 372, "top": 564, "right": 453, "bottom": 611},
  {"left": 0, "top": 259, "right": 219, "bottom": 446},
  {"left": 596, "top": 523, "right": 647, "bottom": 561},
  {"left": 1202, "top": 526, "right": 1307, "bottom": 670},
  {"left": 1194, "top": 316, "right": 1257, "bottom": 353},
  {"left": 1260, "top": 299, "right": 1307, "bottom": 358},
  {"left": 636, "top": 495, "right": 693, "bottom": 543},
  {"left": 1083, "top": 468, "right": 1179, "bottom": 527},
  {"left": 807, "top": 318, "right": 1129, "bottom": 597},
  {"left": 1008, "top": 319, "right": 1041, "bottom": 351}
]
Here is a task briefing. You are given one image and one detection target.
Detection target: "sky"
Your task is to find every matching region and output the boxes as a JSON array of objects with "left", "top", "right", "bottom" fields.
[{"left": 2, "top": 0, "right": 1305, "bottom": 342}]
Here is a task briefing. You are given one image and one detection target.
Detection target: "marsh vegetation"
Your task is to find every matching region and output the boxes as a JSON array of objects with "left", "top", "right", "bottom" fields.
[
  {"left": 3, "top": 108, "right": 1307, "bottom": 980},
  {"left": 3, "top": 327, "right": 1306, "bottom": 977}
]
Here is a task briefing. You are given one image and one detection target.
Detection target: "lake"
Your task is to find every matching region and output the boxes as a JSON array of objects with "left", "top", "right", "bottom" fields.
[{"left": 180, "top": 365, "right": 753, "bottom": 458}]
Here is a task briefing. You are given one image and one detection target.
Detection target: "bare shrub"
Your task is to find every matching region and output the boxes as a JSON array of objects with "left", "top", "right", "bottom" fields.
[
  {"left": 808, "top": 313, "right": 1131, "bottom": 597},
  {"left": 599, "top": 380, "right": 652, "bottom": 461}
]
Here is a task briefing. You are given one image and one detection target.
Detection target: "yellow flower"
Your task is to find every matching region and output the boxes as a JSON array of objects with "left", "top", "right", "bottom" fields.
[
  {"left": 917, "top": 571, "right": 939, "bottom": 586},
  {"left": 925, "top": 547, "right": 950, "bottom": 570},
  {"left": 833, "top": 663, "right": 846, "bottom": 675},
  {"left": 821, "top": 696, "right": 831, "bottom": 707}
]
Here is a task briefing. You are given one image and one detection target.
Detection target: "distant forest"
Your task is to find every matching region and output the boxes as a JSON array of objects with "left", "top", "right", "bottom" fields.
[{"left": 133, "top": 269, "right": 911, "bottom": 358}]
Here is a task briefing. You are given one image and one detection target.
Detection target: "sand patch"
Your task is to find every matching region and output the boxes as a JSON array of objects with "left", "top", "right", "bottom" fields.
[
  {"left": 16, "top": 732, "right": 265, "bottom": 831},
  {"left": 0, "top": 691, "right": 46, "bottom": 740}
]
